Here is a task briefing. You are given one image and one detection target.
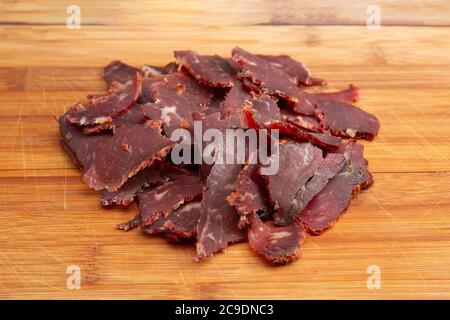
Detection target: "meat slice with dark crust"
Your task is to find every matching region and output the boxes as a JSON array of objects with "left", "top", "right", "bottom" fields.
[
  {"left": 143, "top": 201, "right": 201, "bottom": 241},
  {"left": 141, "top": 72, "right": 213, "bottom": 136},
  {"left": 257, "top": 54, "right": 323, "bottom": 87},
  {"left": 83, "top": 121, "right": 175, "bottom": 192},
  {"left": 66, "top": 72, "right": 142, "bottom": 126},
  {"left": 232, "top": 47, "right": 299, "bottom": 103},
  {"left": 104, "top": 60, "right": 140, "bottom": 87},
  {"left": 300, "top": 142, "right": 374, "bottom": 234},
  {"left": 138, "top": 169, "right": 203, "bottom": 227},
  {"left": 175, "top": 50, "right": 236, "bottom": 87},
  {"left": 248, "top": 214, "right": 304, "bottom": 264},
  {"left": 100, "top": 166, "right": 167, "bottom": 206},
  {"left": 263, "top": 141, "right": 324, "bottom": 226},
  {"left": 315, "top": 100, "right": 380, "bottom": 140},
  {"left": 196, "top": 162, "right": 246, "bottom": 261}
]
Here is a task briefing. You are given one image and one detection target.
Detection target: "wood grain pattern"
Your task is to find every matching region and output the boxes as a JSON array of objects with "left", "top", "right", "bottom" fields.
[{"left": 0, "top": 1, "right": 449, "bottom": 299}]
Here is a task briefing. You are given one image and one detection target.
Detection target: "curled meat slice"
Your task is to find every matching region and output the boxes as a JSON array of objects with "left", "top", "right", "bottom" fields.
[
  {"left": 315, "top": 100, "right": 380, "bottom": 140},
  {"left": 232, "top": 47, "right": 299, "bottom": 103},
  {"left": 143, "top": 201, "right": 201, "bottom": 241},
  {"left": 66, "top": 72, "right": 142, "bottom": 126},
  {"left": 83, "top": 121, "right": 175, "bottom": 192},
  {"left": 248, "top": 214, "right": 304, "bottom": 265},
  {"left": 196, "top": 162, "right": 246, "bottom": 261},
  {"left": 104, "top": 60, "right": 140, "bottom": 87},
  {"left": 175, "top": 50, "right": 236, "bottom": 87},
  {"left": 300, "top": 142, "right": 374, "bottom": 234},
  {"left": 138, "top": 169, "right": 203, "bottom": 227},
  {"left": 257, "top": 54, "right": 323, "bottom": 87}
]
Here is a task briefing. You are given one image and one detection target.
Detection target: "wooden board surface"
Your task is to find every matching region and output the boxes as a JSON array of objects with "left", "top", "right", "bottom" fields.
[{"left": 0, "top": 0, "right": 449, "bottom": 299}]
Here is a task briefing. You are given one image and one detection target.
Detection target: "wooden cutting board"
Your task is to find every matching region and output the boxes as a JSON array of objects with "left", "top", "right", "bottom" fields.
[{"left": 0, "top": 0, "right": 449, "bottom": 299}]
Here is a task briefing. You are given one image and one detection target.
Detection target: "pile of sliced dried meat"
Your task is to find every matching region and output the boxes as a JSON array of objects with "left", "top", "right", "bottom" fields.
[{"left": 58, "top": 48, "right": 379, "bottom": 265}]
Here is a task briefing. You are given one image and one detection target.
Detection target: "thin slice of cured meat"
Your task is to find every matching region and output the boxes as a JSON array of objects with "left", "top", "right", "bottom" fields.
[
  {"left": 143, "top": 201, "right": 201, "bottom": 241},
  {"left": 248, "top": 214, "right": 304, "bottom": 264},
  {"left": 58, "top": 115, "right": 110, "bottom": 170},
  {"left": 83, "top": 121, "right": 175, "bottom": 192},
  {"left": 138, "top": 169, "right": 203, "bottom": 227},
  {"left": 300, "top": 142, "right": 374, "bottom": 234},
  {"left": 232, "top": 47, "right": 299, "bottom": 103},
  {"left": 263, "top": 141, "right": 324, "bottom": 226},
  {"left": 227, "top": 157, "right": 272, "bottom": 229},
  {"left": 196, "top": 162, "right": 246, "bottom": 261},
  {"left": 257, "top": 54, "right": 323, "bottom": 87},
  {"left": 66, "top": 72, "right": 142, "bottom": 126},
  {"left": 175, "top": 50, "right": 236, "bottom": 87},
  {"left": 104, "top": 60, "right": 140, "bottom": 87},
  {"left": 141, "top": 72, "right": 213, "bottom": 136},
  {"left": 281, "top": 109, "right": 322, "bottom": 132},
  {"left": 100, "top": 166, "right": 167, "bottom": 206},
  {"left": 83, "top": 103, "right": 148, "bottom": 134},
  {"left": 315, "top": 100, "right": 380, "bottom": 140},
  {"left": 289, "top": 153, "right": 348, "bottom": 220},
  {"left": 289, "top": 85, "right": 359, "bottom": 116},
  {"left": 244, "top": 108, "right": 342, "bottom": 151}
]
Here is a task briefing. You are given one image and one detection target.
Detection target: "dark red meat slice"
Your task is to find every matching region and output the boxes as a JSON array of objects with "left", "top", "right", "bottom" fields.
[
  {"left": 141, "top": 72, "right": 213, "bottom": 136},
  {"left": 232, "top": 47, "right": 299, "bottom": 103},
  {"left": 58, "top": 115, "right": 110, "bottom": 170},
  {"left": 138, "top": 169, "right": 203, "bottom": 227},
  {"left": 248, "top": 214, "right": 304, "bottom": 264},
  {"left": 244, "top": 108, "right": 342, "bottom": 151},
  {"left": 290, "top": 85, "right": 359, "bottom": 116},
  {"left": 281, "top": 109, "right": 322, "bottom": 132},
  {"left": 300, "top": 142, "right": 374, "bottom": 234},
  {"left": 83, "top": 121, "right": 175, "bottom": 192},
  {"left": 196, "top": 162, "right": 246, "bottom": 261},
  {"left": 66, "top": 72, "right": 142, "bottom": 126},
  {"left": 315, "top": 100, "right": 380, "bottom": 140},
  {"left": 227, "top": 157, "right": 272, "bottom": 229},
  {"left": 175, "top": 50, "right": 236, "bottom": 87},
  {"left": 290, "top": 153, "right": 347, "bottom": 220},
  {"left": 83, "top": 103, "right": 148, "bottom": 134},
  {"left": 221, "top": 80, "right": 252, "bottom": 127},
  {"left": 100, "top": 166, "right": 167, "bottom": 206},
  {"left": 263, "top": 141, "right": 323, "bottom": 226},
  {"left": 257, "top": 54, "right": 323, "bottom": 87},
  {"left": 143, "top": 201, "right": 201, "bottom": 241},
  {"left": 104, "top": 60, "right": 140, "bottom": 87}
]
